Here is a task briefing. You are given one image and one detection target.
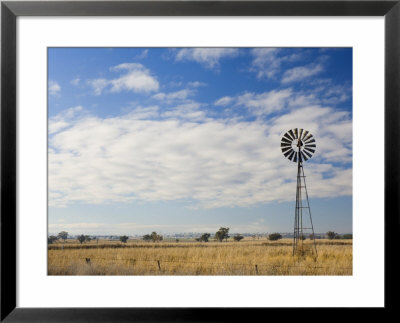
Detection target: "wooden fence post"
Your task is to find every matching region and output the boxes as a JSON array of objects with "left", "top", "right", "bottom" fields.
[{"left": 157, "top": 260, "right": 161, "bottom": 271}]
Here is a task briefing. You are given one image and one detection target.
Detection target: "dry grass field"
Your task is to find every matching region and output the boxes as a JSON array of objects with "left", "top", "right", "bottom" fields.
[{"left": 48, "top": 238, "right": 352, "bottom": 276}]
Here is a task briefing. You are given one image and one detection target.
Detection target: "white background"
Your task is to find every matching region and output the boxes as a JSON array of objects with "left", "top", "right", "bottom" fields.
[{"left": 17, "top": 17, "right": 384, "bottom": 307}]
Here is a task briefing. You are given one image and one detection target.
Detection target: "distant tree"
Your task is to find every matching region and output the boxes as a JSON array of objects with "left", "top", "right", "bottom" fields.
[
  {"left": 58, "top": 231, "right": 68, "bottom": 242},
  {"left": 48, "top": 235, "right": 58, "bottom": 244},
  {"left": 120, "top": 235, "right": 129, "bottom": 243},
  {"left": 77, "top": 235, "right": 86, "bottom": 244},
  {"left": 142, "top": 232, "right": 163, "bottom": 242},
  {"left": 326, "top": 231, "right": 337, "bottom": 240},
  {"left": 85, "top": 235, "right": 91, "bottom": 242},
  {"left": 268, "top": 233, "right": 282, "bottom": 241},
  {"left": 199, "top": 233, "right": 211, "bottom": 242},
  {"left": 309, "top": 234, "right": 314, "bottom": 240},
  {"left": 233, "top": 234, "right": 244, "bottom": 242},
  {"left": 143, "top": 234, "right": 152, "bottom": 242},
  {"left": 151, "top": 232, "right": 157, "bottom": 242},
  {"left": 175, "top": 239, "right": 179, "bottom": 243},
  {"left": 299, "top": 235, "right": 306, "bottom": 241},
  {"left": 252, "top": 235, "right": 256, "bottom": 240},
  {"left": 215, "top": 227, "right": 230, "bottom": 242}
]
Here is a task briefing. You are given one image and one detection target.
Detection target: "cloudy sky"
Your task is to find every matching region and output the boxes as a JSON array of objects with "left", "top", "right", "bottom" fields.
[{"left": 48, "top": 47, "right": 352, "bottom": 235}]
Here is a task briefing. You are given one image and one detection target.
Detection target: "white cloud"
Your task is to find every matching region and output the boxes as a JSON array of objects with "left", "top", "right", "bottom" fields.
[
  {"left": 281, "top": 63, "right": 324, "bottom": 84},
  {"left": 175, "top": 48, "right": 239, "bottom": 69},
  {"left": 236, "top": 89, "right": 293, "bottom": 116},
  {"left": 87, "top": 63, "right": 159, "bottom": 95},
  {"left": 152, "top": 89, "right": 194, "bottom": 102},
  {"left": 214, "top": 96, "right": 233, "bottom": 107},
  {"left": 109, "top": 63, "right": 159, "bottom": 93},
  {"left": 215, "top": 89, "right": 293, "bottom": 117},
  {"left": 70, "top": 78, "right": 80, "bottom": 86},
  {"left": 87, "top": 78, "right": 108, "bottom": 96},
  {"left": 135, "top": 49, "right": 148, "bottom": 59},
  {"left": 250, "top": 48, "right": 303, "bottom": 79},
  {"left": 48, "top": 106, "right": 83, "bottom": 134},
  {"left": 49, "top": 104, "right": 351, "bottom": 209},
  {"left": 48, "top": 80, "right": 61, "bottom": 96},
  {"left": 161, "top": 102, "right": 206, "bottom": 121},
  {"left": 188, "top": 81, "right": 207, "bottom": 88}
]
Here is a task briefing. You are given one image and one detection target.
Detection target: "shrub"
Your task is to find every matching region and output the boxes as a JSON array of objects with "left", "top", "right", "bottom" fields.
[
  {"left": 199, "top": 233, "right": 211, "bottom": 242},
  {"left": 233, "top": 234, "right": 244, "bottom": 242},
  {"left": 143, "top": 234, "right": 152, "bottom": 242},
  {"left": 326, "top": 231, "right": 337, "bottom": 240},
  {"left": 77, "top": 235, "right": 86, "bottom": 244},
  {"left": 268, "top": 233, "right": 282, "bottom": 241},
  {"left": 119, "top": 235, "right": 129, "bottom": 243}
]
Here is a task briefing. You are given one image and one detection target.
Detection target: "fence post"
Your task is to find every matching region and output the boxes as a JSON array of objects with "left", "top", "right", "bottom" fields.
[
  {"left": 255, "top": 264, "right": 258, "bottom": 274},
  {"left": 85, "top": 258, "right": 91, "bottom": 265},
  {"left": 157, "top": 260, "right": 161, "bottom": 271}
]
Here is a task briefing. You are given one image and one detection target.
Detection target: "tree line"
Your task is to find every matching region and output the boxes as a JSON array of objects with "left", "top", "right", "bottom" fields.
[{"left": 48, "top": 229, "right": 352, "bottom": 244}]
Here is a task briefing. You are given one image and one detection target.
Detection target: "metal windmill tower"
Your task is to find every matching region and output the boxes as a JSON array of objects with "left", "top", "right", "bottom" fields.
[{"left": 281, "top": 128, "right": 317, "bottom": 257}]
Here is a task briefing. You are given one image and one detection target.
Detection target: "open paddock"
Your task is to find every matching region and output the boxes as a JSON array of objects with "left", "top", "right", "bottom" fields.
[{"left": 48, "top": 239, "right": 352, "bottom": 275}]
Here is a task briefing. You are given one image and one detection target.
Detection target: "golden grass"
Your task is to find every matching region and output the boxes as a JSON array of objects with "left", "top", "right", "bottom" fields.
[{"left": 48, "top": 239, "right": 352, "bottom": 276}]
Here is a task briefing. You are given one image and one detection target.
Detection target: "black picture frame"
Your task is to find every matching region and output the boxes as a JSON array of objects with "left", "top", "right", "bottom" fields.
[{"left": 1, "top": 0, "right": 398, "bottom": 321}]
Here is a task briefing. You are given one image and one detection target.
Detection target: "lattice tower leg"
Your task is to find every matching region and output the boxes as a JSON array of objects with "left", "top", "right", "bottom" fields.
[{"left": 293, "top": 159, "right": 318, "bottom": 257}]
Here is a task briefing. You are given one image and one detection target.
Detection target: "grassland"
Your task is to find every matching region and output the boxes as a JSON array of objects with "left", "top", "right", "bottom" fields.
[{"left": 48, "top": 238, "right": 352, "bottom": 276}]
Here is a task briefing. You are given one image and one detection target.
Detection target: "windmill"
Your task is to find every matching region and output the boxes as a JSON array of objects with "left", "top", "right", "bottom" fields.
[{"left": 281, "top": 128, "right": 317, "bottom": 257}]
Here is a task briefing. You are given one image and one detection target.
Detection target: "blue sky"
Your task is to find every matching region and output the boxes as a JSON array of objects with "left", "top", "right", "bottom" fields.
[{"left": 48, "top": 48, "right": 352, "bottom": 235}]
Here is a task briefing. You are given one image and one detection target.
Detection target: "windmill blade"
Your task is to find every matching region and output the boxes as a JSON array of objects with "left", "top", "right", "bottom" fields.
[
  {"left": 301, "top": 130, "right": 309, "bottom": 140},
  {"left": 304, "top": 133, "right": 313, "bottom": 142},
  {"left": 303, "top": 150, "right": 313, "bottom": 158},
  {"left": 301, "top": 151, "right": 308, "bottom": 161},
  {"left": 294, "top": 128, "right": 298, "bottom": 139},
  {"left": 305, "top": 144, "right": 316, "bottom": 148},
  {"left": 281, "top": 146, "right": 292, "bottom": 153},
  {"left": 284, "top": 148, "right": 293, "bottom": 158},
  {"left": 288, "top": 150, "right": 295, "bottom": 161},
  {"left": 281, "top": 137, "right": 292, "bottom": 144},
  {"left": 305, "top": 138, "right": 315, "bottom": 144},
  {"left": 304, "top": 147, "right": 315, "bottom": 154},
  {"left": 283, "top": 133, "right": 293, "bottom": 142},
  {"left": 281, "top": 142, "right": 292, "bottom": 147},
  {"left": 299, "top": 128, "right": 304, "bottom": 140},
  {"left": 288, "top": 129, "right": 295, "bottom": 140},
  {"left": 293, "top": 152, "right": 298, "bottom": 163}
]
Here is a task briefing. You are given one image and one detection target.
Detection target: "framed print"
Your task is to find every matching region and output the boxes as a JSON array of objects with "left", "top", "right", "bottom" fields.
[{"left": 1, "top": 0, "right": 399, "bottom": 321}]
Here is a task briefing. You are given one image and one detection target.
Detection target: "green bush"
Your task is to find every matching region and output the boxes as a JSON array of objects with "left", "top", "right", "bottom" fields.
[
  {"left": 268, "top": 233, "right": 282, "bottom": 241},
  {"left": 119, "top": 235, "right": 129, "bottom": 243},
  {"left": 233, "top": 234, "right": 244, "bottom": 242}
]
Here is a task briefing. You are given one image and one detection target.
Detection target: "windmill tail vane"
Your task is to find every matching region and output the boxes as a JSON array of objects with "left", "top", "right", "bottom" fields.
[{"left": 281, "top": 128, "right": 318, "bottom": 257}]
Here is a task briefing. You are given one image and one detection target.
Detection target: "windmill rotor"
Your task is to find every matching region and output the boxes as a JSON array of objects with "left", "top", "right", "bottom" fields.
[{"left": 281, "top": 128, "right": 316, "bottom": 163}]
